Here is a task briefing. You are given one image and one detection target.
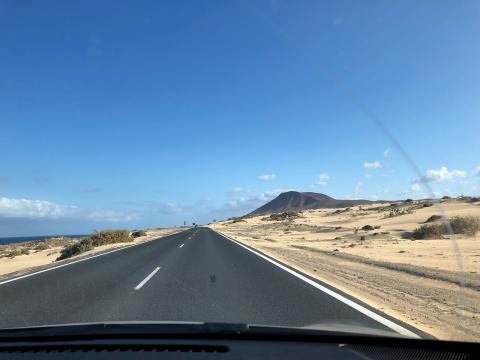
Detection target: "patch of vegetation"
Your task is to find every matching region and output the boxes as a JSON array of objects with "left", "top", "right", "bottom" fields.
[
  {"left": 7, "top": 248, "right": 30, "bottom": 258},
  {"left": 361, "top": 225, "right": 374, "bottom": 231},
  {"left": 330, "top": 208, "right": 350, "bottom": 216},
  {"left": 56, "top": 230, "right": 133, "bottom": 261},
  {"left": 412, "top": 224, "right": 445, "bottom": 239},
  {"left": 231, "top": 218, "right": 246, "bottom": 223},
  {"left": 57, "top": 238, "right": 94, "bottom": 261},
  {"left": 34, "top": 243, "right": 50, "bottom": 251},
  {"left": 131, "top": 230, "right": 147, "bottom": 238},
  {"left": 412, "top": 216, "right": 480, "bottom": 239},
  {"left": 263, "top": 212, "right": 300, "bottom": 221},
  {"left": 90, "top": 230, "right": 133, "bottom": 246},
  {"left": 449, "top": 216, "right": 480, "bottom": 236},
  {"left": 384, "top": 207, "right": 413, "bottom": 218},
  {"left": 405, "top": 198, "right": 414, "bottom": 203},
  {"left": 442, "top": 196, "right": 451, "bottom": 200},
  {"left": 422, "top": 202, "right": 434, "bottom": 207},
  {"left": 426, "top": 215, "right": 443, "bottom": 223}
]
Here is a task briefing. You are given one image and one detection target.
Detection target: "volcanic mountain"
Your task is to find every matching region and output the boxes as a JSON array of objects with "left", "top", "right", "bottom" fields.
[{"left": 248, "top": 191, "right": 374, "bottom": 215}]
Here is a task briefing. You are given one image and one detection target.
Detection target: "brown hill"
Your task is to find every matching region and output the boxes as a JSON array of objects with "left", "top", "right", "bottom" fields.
[{"left": 248, "top": 191, "right": 374, "bottom": 215}]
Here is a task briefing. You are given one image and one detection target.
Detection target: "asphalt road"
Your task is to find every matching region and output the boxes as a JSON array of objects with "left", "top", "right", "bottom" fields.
[{"left": 0, "top": 228, "right": 418, "bottom": 336}]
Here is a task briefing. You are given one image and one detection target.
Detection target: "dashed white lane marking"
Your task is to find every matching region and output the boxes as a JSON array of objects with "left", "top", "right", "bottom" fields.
[
  {"left": 134, "top": 267, "right": 161, "bottom": 291},
  {"left": 0, "top": 229, "right": 189, "bottom": 287},
  {"left": 179, "top": 244, "right": 184, "bottom": 248}
]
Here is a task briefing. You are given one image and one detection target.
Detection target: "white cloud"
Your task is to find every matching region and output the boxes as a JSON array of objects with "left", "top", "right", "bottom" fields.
[
  {"left": 315, "top": 173, "right": 330, "bottom": 186},
  {"left": 476, "top": 166, "right": 480, "bottom": 176},
  {"left": 422, "top": 166, "right": 467, "bottom": 183},
  {"left": 258, "top": 174, "right": 277, "bottom": 182},
  {"left": 383, "top": 149, "right": 390, "bottom": 157},
  {"left": 363, "top": 161, "right": 381, "bottom": 169},
  {"left": 0, "top": 197, "right": 137, "bottom": 222}
]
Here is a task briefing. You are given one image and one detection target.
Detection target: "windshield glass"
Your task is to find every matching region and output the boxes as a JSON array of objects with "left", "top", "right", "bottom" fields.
[{"left": 0, "top": 0, "right": 479, "bottom": 342}]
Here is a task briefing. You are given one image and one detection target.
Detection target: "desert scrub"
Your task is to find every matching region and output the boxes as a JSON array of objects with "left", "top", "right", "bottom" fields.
[
  {"left": 56, "top": 230, "right": 133, "bottom": 261},
  {"left": 231, "top": 218, "right": 246, "bottom": 223},
  {"left": 361, "top": 225, "right": 374, "bottom": 231},
  {"left": 131, "top": 230, "right": 147, "bottom": 238},
  {"left": 90, "top": 230, "right": 133, "bottom": 246},
  {"left": 263, "top": 212, "right": 300, "bottom": 221},
  {"left": 34, "top": 242, "right": 50, "bottom": 251},
  {"left": 426, "top": 215, "right": 443, "bottom": 223},
  {"left": 449, "top": 216, "right": 480, "bottom": 236},
  {"left": 7, "top": 248, "right": 30, "bottom": 258},
  {"left": 412, "top": 224, "right": 445, "bottom": 239},
  {"left": 56, "top": 238, "right": 94, "bottom": 261}
]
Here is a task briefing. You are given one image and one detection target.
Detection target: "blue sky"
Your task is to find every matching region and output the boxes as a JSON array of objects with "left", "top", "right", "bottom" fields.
[{"left": 1, "top": 0, "right": 479, "bottom": 236}]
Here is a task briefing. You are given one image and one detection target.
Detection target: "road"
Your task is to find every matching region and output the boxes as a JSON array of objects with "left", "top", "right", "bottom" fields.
[{"left": 0, "top": 227, "right": 419, "bottom": 336}]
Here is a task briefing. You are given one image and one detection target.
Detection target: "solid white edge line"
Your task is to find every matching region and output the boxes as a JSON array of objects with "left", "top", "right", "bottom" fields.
[
  {"left": 179, "top": 244, "right": 184, "bottom": 248},
  {"left": 214, "top": 230, "right": 421, "bottom": 339},
  {"left": 0, "top": 230, "right": 187, "bottom": 287},
  {"left": 134, "top": 267, "right": 161, "bottom": 291}
]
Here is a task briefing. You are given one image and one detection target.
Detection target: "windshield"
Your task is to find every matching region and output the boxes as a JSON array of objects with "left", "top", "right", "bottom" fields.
[{"left": 0, "top": 0, "right": 479, "bottom": 343}]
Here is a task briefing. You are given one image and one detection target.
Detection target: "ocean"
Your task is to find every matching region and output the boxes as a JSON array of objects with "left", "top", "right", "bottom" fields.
[{"left": 0, "top": 234, "right": 89, "bottom": 245}]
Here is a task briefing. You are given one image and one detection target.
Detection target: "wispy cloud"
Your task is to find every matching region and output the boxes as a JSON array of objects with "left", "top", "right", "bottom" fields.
[
  {"left": 0, "top": 197, "right": 138, "bottom": 222},
  {"left": 363, "top": 161, "right": 381, "bottom": 169},
  {"left": 383, "top": 149, "right": 391, "bottom": 157},
  {"left": 258, "top": 174, "right": 277, "bottom": 182},
  {"left": 315, "top": 173, "right": 330, "bottom": 186},
  {"left": 476, "top": 166, "right": 480, "bottom": 176},
  {"left": 226, "top": 187, "right": 244, "bottom": 196},
  {"left": 364, "top": 174, "right": 372, "bottom": 179}
]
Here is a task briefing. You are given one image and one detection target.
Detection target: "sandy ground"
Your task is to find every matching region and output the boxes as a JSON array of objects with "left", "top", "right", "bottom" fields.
[
  {"left": 0, "top": 228, "right": 185, "bottom": 280},
  {"left": 209, "top": 199, "right": 480, "bottom": 341}
]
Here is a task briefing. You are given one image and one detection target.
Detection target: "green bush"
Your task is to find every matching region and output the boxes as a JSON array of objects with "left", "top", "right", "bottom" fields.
[
  {"left": 361, "top": 225, "right": 374, "bottom": 231},
  {"left": 412, "top": 224, "right": 445, "bottom": 239},
  {"left": 7, "top": 249, "right": 22, "bottom": 258},
  {"left": 267, "top": 212, "right": 299, "bottom": 221},
  {"left": 131, "top": 230, "right": 147, "bottom": 238},
  {"left": 56, "top": 230, "right": 133, "bottom": 261},
  {"left": 425, "top": 215, "right": 443, "bottom": 223},
  {"left": 34, "top": 243, "right": 50, "bottom": 251},
  {"left": 231, "top": 218, "right": 246, "bottom": 223},
  {"left": 90, "top": 230, "right": 133, "bottom": 246},
  {"left": 449, "top": 216, "right": 480, "bottom": 236},
  {"left": 413, "top": 216, "right": 480, "bottom": 239},
  {"left": 56, "top": 238, "right": 94, "bottom": 261}
]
